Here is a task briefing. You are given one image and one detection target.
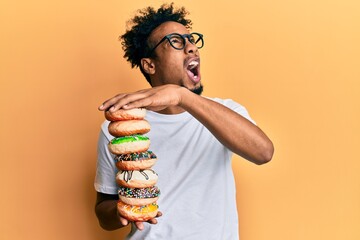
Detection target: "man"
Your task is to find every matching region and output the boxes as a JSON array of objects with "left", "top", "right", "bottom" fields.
[{"left": 95, "top": 3, "right": 274, "bottom": 239}]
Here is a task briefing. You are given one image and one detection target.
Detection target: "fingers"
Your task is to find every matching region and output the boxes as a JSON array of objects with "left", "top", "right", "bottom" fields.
[
  {"left": 135, "top": 221, "right": 144, "bottom": 230},
  {"left": 98, "top": 84, "right": 182, "bottom": 112},
  {"left": 121, "top": 97, "right": 154, "bottom": 110},
  {"left": 145, "top": 211, "right": 163, "bottom": 225},
  {"left": 118, "top": 214, "right": 144, "bottom": 230},
  {"left": 119, "top": 216, "right": 129, "bottom": 227},
  {"left": 156, "top": 211, "right": 163, "bottom": 218},
  {"left": 134, "top": 211, "right": 162, "bottom": 230},
  {"left": 147, "top": 218, "right": 158, "bottom": 224},
  {"left": 117, "top": 209, "right": 161, "bottom": 230},
  {"left": 98, "top": 91, "right": 151, "bottom": 112},
  {"left": 98, "top": 93, "right": 127, "bottom": 111}
]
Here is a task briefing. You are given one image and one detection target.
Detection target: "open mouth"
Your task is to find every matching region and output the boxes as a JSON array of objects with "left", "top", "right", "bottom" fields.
[{"left": 186, "top": 59, "right": 201, "bottom": 83}]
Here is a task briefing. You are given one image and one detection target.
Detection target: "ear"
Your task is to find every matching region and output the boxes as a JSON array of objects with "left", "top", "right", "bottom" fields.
[{"left": 140, "top": 58, "right": 155, "bottom": 75}]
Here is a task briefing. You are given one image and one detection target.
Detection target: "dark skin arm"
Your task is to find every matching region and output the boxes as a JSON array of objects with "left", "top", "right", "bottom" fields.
[
  {"left": 95, "top": 192, "right": 162, "bottom": 231},
  {"left": 95, "top": 85, "right": 273, "bottom": 230},
  {"left": 99, "top": 85, "right": 274, "bottom": 164}
]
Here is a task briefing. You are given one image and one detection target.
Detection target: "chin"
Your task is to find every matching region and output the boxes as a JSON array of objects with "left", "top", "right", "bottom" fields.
[{"left": 190, "top": 84, "right": 204, "bottom": 95}]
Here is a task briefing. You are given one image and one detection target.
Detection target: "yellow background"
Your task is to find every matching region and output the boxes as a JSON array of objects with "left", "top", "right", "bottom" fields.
[{"left": 1, "top": 0, "right": 359, "bottom": 239}]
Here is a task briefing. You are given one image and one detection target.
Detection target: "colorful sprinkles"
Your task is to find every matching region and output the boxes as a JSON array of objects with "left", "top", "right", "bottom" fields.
[
  {"left": 118, "top": 186, "right": 160, "bottom": 199},
  {"left": 114, "top": 151, "right": 157, "bottom": 162}
]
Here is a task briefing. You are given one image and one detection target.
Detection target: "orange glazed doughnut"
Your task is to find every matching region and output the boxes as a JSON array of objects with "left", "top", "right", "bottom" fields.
[{"left": 117, "top": 201, "right": 158, "bottom": 222}]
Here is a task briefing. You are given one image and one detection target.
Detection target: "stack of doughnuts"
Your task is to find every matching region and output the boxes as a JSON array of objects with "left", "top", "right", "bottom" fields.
[{"left": 105, "top": 108, "right": 160, "bottom": 222}]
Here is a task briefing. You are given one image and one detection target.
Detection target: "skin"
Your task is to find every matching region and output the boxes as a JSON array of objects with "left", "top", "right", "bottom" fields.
[{"left": 96, "top": 21, "right": 274, "bottom": 231}]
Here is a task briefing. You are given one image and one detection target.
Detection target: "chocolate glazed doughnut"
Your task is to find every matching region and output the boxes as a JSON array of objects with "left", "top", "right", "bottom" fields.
[{"left": 118, "top": 186, "right": 160, "bottom": 206}]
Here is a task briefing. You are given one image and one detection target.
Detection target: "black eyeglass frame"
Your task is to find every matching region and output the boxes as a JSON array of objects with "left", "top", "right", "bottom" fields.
[{"left": 147, "top": 32, "right": 204, "bottom": 56}]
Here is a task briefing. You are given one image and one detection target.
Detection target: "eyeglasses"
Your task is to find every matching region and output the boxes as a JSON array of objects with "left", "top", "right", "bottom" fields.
[{"left": 148, "top": 32, "right": 204, "bottom": 56}]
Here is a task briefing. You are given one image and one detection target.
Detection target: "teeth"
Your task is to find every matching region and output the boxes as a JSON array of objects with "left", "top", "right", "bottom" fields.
[{"left": 188, "top": 61, "right": 199, "bottom": 69}]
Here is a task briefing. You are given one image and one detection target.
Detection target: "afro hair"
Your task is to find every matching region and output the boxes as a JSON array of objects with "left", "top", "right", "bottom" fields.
[{"left": 119, "top": 3, "right": 192, "bottom": 84}]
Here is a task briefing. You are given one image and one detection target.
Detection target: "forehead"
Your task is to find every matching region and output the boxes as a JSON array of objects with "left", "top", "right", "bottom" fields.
[{"left": 149, "top": 21, "right": 189, "bottom": 42}]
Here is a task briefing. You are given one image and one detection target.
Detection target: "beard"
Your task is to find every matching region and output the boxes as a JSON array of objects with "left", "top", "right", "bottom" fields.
[{"left": 190, "top": 84, "right": 204, "bottom": 95}]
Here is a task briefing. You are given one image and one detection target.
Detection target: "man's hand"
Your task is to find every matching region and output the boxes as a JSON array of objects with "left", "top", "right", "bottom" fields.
[
  {"left": 119, "top": 211, "right": 163, "bottom": 231},
  {"left": 98, "top": 84, "right": 184, "bottom": 113},
  {"left": 95, "top": 193, "right": 162, "bottom": 231}
]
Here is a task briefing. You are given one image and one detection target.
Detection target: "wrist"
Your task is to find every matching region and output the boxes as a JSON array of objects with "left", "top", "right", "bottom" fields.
[{"left": 178, "top": 87, "right": 196, "bottom": 109}]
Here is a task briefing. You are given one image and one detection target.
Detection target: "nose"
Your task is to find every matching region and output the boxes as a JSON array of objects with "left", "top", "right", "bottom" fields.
[{"left": 184, "top": 38, "right": 198, "bottom": 54}]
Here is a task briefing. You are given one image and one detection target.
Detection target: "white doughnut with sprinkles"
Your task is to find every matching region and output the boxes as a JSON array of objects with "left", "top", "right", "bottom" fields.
[{"left": 118, "top": 186, "right": 160, "bottom": 206}]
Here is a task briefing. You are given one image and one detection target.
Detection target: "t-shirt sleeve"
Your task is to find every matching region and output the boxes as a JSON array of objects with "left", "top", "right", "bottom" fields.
[
  {"left": 214, "top": 98, "right": 256, "bottom": 125},
  {"left": 94, "top": 121, "right": 118, "bottom": 195}
]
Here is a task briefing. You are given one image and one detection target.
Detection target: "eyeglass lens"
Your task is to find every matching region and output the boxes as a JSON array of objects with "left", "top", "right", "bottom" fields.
[{"left": 168, "top": 33, "right": 203, "bottom": 50}]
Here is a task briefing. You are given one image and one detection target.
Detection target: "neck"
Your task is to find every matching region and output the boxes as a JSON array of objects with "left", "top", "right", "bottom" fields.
[{"left": 156, "top": 106, "right": 185, "bottom": 115}]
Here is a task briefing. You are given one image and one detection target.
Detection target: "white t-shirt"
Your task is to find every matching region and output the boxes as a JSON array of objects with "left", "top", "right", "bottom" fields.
[{"left": 95, "top": 98, "right": 254, "bottom": 240}]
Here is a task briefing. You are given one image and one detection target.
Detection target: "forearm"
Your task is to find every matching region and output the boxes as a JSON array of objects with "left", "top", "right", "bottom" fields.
[
  {"left": 97, "top": 85, "right": 274, "bottom": 164},
  {"left": 179, "top": 88, "right": 274, "bottom": 164},
  {"left": 95, "top": 200, "right": 124, "bottom": 231}
]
